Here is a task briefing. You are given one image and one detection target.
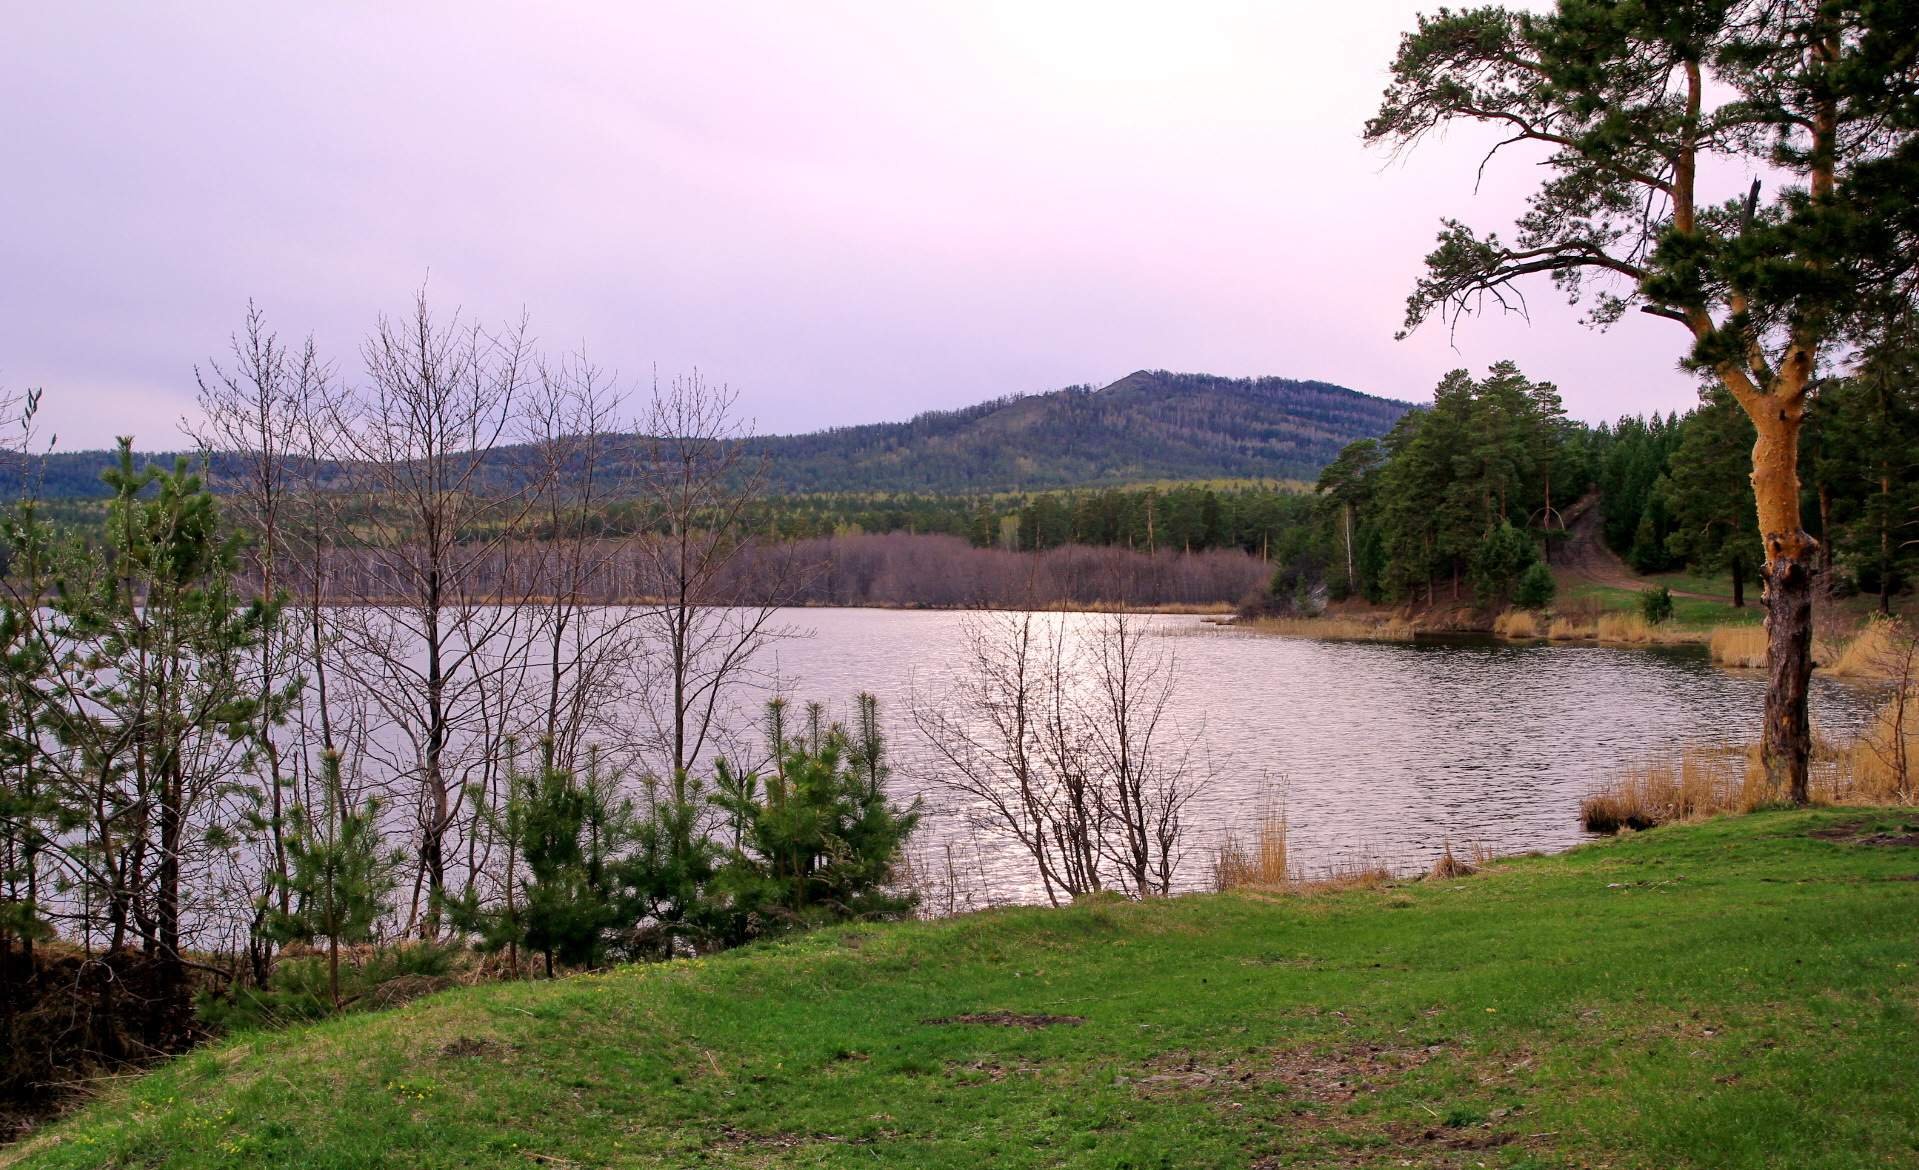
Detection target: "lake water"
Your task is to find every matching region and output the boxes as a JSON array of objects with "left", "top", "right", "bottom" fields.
[{"left": 749, "top": 608, "right": 1884, "bottom": 901}]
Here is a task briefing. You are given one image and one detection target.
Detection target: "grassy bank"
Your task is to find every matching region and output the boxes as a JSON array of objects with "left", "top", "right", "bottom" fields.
[{"left": 10, "top": 812, "right": 1919, "bottom": 1169}]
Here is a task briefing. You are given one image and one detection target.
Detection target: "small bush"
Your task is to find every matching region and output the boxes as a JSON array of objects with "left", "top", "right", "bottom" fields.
[
  {"left": 1639, "top": 586, "right": 1674, "bottom": 625},
  {"left": 1513, "top": 561, "right": 1557, "bottom": 610}
]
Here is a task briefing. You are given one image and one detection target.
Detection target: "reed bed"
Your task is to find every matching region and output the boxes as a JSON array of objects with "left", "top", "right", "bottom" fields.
[
  {"left": 1547, "top": 616, "right": 1596, "bottom": 640},
  {"left": 1212, "top": 810, "right": 1408, "bottom": 893},
  {"left": 1849, "top": 695, "right": 1919, "bottom": 804},
  {"left": 1709, "top": 622, "right": 1860, "bottom": 672},
  {"left": 1245, "top": 615, "right": 1416, "bottom": 642},
  {"left": 1591, "top": 612, "right": 1685, "bottom": 645},
  {"left": 1427, "top": 841, "right": 1491, "bottom": 879},
  {"left": 1212, "top": 810, "right": 1291, "bottom": 890},
  {"left": 1579, "top": 744, "right": 1759, "bottom": 831},
  {"left": 1708, "top": 624, "right": 1769, "bottom": 668},
  {"left": 1825, "top": 617, "right": 1902, "bottom": 679},
  {"left": 1492, "top": 609, "right": 1543, "bottom": 639},
  {"left": 1583, "top": 705, "right": 1919, "bottom": 833}
]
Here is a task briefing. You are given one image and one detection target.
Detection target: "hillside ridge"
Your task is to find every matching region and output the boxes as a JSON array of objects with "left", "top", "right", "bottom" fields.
[{"left": 17, "top": 369, "right": 1414, "bottom": 499}]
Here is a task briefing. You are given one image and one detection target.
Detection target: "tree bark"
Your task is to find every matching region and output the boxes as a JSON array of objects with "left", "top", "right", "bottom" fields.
[
  {"left": 1760, "top": 540, "right": 1815, "bottom": 804},
  {"left": 1736, "top": 368, "right": 1818, "bottom": 804}
]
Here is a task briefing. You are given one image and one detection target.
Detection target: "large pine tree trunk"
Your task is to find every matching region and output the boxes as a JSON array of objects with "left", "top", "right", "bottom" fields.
[
  {"left": 1748, "top": 398, "right": 1817, "bottom": 804},
  {"left": 1760, "top": 544, "right": 1815, "bottom": 803}
]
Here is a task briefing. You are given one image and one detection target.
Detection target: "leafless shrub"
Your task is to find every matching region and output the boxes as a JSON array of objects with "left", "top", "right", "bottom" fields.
[{"left": 912, "top": 605, "right": 1206, "bottom": 904}]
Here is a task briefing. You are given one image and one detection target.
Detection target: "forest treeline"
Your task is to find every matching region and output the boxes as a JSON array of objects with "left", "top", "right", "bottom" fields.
[
  {"left": 1294, "top": 351, "right": 1918, "bottom": 614},
  {"left": 5, "top": 369, "right": 1411, "bottom": 502}
]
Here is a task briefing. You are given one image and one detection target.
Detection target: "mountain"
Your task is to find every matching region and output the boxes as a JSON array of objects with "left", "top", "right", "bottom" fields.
[
  {"left": 743, "top": 370, "right": 1413, "bottom": 492},
  {"left": 16, "top": 370, "right": 1414, "bottom": 500}
]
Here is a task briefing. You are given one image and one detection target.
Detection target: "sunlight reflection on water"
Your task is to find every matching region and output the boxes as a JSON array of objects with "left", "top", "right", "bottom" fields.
[{"left": 756, "top": 609, "right": 1884, "bottom": 901}]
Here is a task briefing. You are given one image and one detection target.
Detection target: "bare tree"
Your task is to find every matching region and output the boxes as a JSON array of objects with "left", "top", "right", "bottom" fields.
[
  {"left": 911, "top": 609, "right": 1101, "bottom": 906},
  {"left": 324, "top": 290, "right": 542, "bottom": 934},
  {"left": 518, "top": 351, "right": 651, "bottom": 771},
  {"left": 190, "top": 303, "right": 329, "bottom": 980},
  {"left": 1085, "top": 611, "right": 1201, "bottom": 897},
  {"left": 912, "top": 606, "right": 1205, "bottom": 905},
  {"left": 626, "top": 373, "right": 794, "bottom": 790}
]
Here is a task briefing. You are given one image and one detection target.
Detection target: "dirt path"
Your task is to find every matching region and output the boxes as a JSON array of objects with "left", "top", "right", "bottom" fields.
[{"left": 1551, "top": 490, "right": 1733, "bottom": 603}]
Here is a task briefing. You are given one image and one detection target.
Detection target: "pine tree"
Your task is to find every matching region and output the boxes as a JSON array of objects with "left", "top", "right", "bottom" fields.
[
  {"left": 1369, "top": 0, "right": 1919, "bottom": 800},
  {"left": 269, "top": 752, "right": 403, "bottom": 1006}
]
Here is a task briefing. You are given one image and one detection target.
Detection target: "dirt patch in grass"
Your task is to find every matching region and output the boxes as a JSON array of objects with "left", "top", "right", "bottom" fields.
[
  {"left": 944, "top": 1058, "right": 1048, "bottom": 1084},
  {"left": 437, "top": 1036, "right": 506, "bottom": 1060},
  {"left": 1138, "top": 1043, "right": 1550, "bottom": 1169},
  {"left": 1809, "top": 819, "right": 1919, "bottom": 847},
  {"left": 1133, "top": 1042, "right": 1440, "bottom": 1103},
  {"left": 713, "top": 1123, "right": 812, "bottom": 1151},
  {"left": 921, "top": 1012, "right": 1084, "bottom": 1030},
  {"left": 366, "top": 974, "right": 457, "bottom": 1009}
]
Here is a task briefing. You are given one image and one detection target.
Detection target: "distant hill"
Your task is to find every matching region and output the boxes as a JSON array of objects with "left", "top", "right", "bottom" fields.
[
  {"left": 15, "top": 370, "right": 1414, "bottom": 500},
  {"left": 742, "top": 370, "right": 1414, "bottom": 493}
]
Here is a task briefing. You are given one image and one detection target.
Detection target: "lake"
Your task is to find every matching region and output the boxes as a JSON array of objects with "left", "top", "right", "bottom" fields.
[{"left": 748, "top": 608, "right": 1884, "bottom": 901}]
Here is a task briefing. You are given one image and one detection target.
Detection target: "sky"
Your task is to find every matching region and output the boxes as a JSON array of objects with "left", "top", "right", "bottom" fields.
[{"left": 0, "top": 1, "right": 1732, "bottom": 452}]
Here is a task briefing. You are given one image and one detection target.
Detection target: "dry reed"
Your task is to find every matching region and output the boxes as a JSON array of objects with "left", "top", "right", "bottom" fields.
[
  {"left": 1583, "top": 709, "right": 1918, "bottom": 833},
  {"left": 1710, "top": 622, "right": 1853, "bottom": 671},
  {"left": 1547, "top": 616, "right": 1596, "bottom": 640},
  {"left": 1579, "top": 744, "right": 1758, "bottom": 831},
  {"left": 1212, "top": 810, "right": 1406, "bottom": 893},
  {"left": 1849, "top": 699, "right": 1919, "bottom": 804},
  {"left": 1427, "top": 841, "right": 1490, "bottom": 879},
  {"left": 1246, "top": 616, "right": 1416, "bottom": 642},
  {"left": 1212, "top": 810, "right": 1291, "bottom": 890},
  {"left": 1493, "top": 609, "right": 1543, "bottom": 639},
  {"left": 1826, "top": 618, "right": 1901, "bottom": 679},
  {"left": 1289, "top": 862, "right": 1396, "bottom": 893},
  {"left": 1708, "top": 625, "right": 1768, "bottom": 668}
]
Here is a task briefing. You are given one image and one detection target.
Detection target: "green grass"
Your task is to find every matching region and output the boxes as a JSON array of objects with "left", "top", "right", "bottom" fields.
[
  {"left": 12, "top": 811, "right": 1919, "bottom": 1169},
  {"left": 1563, "top": 580, "right": 1761, "bottom": 630}
]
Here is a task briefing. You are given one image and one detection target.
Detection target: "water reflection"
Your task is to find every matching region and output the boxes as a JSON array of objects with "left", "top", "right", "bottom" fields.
[{"left": 757, "top": 609, "right": 1883, "bottom": 897}]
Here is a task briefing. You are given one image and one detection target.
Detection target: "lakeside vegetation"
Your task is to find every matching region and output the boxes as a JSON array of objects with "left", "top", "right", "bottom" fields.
[
  {"left": 3, "top": 1, "right": 1918, "bottom": 1163},
  {"left": 10, "top": 812, "right": 1919, "bottom": 1169}
]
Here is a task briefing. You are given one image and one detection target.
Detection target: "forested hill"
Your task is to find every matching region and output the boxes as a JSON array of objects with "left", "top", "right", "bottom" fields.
[
  {"left": 741, "top": 370, "right": 1414, "bottom": 492},
  {"left": 15, "top": 370, "right": 1412, "bottom": 499}
]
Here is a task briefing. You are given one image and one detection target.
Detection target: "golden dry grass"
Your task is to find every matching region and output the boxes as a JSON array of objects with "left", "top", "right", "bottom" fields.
[
  {"left": 1709, "top": 622, "right": 1864, "bottom": 672},
  {"left": 1708, "top": 624, "right": 1769, "bottom": 668},
  {"left": 1290, "top": 863, "right": 1397, "bottom": 893},
  {"left": 1547, "top": 616, "right": 1596, "bottom": 640},
  {"left": 1493, "top": 609, "right": 1543, "bottom": 639},
  {"left": 1848, "top": 697, "right": 1919, "bottom": 804},
  {"left": 1825, "top": 618, "right": 1901, "bottom": 679},
  {"left": 1244, "top": 615, "right": 1416, "bottom": 642},
  {"left": 1435, "top": 836, "right": 1473, "bottom": 874},
  {"left": 1213, "top": 810, "right": 1404, "bottom": 894},
  {"left": 1592, "top": 611, "right": 1713, "bottom": 646},
  {"left": 1212, "top": 811, "right": 1290, "bottom": 890},
  {"left": 1579, "top": 744, "right": 1759, "bottom": 831},
  {"left": 1583, "top": 704, "right": 1919, "bottom": 833}
]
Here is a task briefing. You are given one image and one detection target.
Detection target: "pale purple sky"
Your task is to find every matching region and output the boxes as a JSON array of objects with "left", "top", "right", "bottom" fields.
[{"left": 1, "top": 1, "right": 1725, "bottom": 451}]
